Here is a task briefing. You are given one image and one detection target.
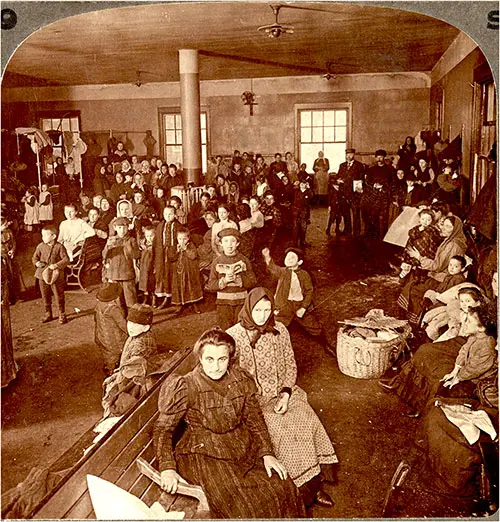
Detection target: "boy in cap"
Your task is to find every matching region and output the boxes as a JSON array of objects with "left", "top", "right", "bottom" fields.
[
  {"left": 101, "top": 303, "right": 157, "bottom": 417},
  {"left": 32, "top": 225, "right": 69, "bottom": 324},
  {"left": 95, "top": 282, "right": 128, "bottom": 375},
  {"left": 262, "top": 246, "right": 334, "bottom": 355},
  {"left": 120, "top": 303, "right": 157, "bottom": 365},
  {"left": 206, "top": 227, "right": 256, "bottom": 330},
  {"left": 102, "top": 216, "right": 140, "bottom": 310}
]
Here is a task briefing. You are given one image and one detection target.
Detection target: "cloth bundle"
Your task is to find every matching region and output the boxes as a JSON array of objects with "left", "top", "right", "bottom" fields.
[{"left": 439, "top": 403, "right": 497, "bottom": 445}]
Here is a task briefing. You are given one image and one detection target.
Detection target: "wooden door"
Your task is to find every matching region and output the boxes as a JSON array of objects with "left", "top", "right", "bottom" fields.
[{"left": 470, "top": 65, "right": 497, "bottom": 204}]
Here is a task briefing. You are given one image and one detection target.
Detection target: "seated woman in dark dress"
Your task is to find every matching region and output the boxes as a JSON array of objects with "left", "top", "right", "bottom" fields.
[
  {"left": 416, "top": 294, "right": 498, "bottom": 504},
  {"left": 153, "top": 328, "right": 305, "bottom": 519},
  {"left": 417, "top": 366, "right": 498, "bottom": 501},
  {"left": 383, "top": 290, "right": 496, "bottom": 418}
]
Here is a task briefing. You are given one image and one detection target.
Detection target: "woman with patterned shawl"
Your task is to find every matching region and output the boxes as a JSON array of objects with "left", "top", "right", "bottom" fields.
[{"left": 227, "top": 287, "right": 338, "bottom": 509}]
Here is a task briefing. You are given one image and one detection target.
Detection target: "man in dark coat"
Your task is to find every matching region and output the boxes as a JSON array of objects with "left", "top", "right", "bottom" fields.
[
  {"left": 336, "top": 148, "right": 366, "bottom": 236},
  {"left": 268, "top": 153, "right": 288, "bottom": 191},
  {"left": 362, "top": 149, "right": 394, "bottom": 239},
  {"left": 162, "top": 164, "right": 184, "bottom": 198}
]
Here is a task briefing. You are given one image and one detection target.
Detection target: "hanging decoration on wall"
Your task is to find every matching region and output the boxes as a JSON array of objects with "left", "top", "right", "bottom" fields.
[{"left": 241, "top": 79, "right": 258, "bottom": 116}]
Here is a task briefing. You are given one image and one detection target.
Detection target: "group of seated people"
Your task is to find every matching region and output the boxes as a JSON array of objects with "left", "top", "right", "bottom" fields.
[
  {"left": 96, "top": 286, "right": 339, "bottom": 515},
  {"left": 378, "top": 196, "right": 498, "bottom": 510}
]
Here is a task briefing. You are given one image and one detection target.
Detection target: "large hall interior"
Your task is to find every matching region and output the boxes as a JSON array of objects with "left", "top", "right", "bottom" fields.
[{"left": 1, "top": 1, "right": 498, "bottom": 520}]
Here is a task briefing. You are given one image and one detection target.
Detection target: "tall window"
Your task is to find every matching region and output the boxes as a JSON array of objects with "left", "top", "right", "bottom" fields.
[
  {"left": 40, "top": 114, "right": 80, "bottom": 159},
  {"left": 296, "top": 105, "right": 351, "bottom": 173},
  {"left": 161, "top": 111, "right": 208, "bottom": 172}
]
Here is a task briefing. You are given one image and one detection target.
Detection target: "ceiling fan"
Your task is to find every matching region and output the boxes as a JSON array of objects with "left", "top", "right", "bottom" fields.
[{"left": 257, "top": 5, "right": 294, "bottom": 38}]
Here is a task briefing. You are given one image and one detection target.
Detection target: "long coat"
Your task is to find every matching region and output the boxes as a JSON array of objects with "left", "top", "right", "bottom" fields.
[
  {"left": 153, "top": 219, "right": 181, "bottom": 295},
  {"left": 170, "top": 242, "right": 203, "bottom": 305},
  {"left": 94, "top": 300, "right": 128, "bottom": 371}
]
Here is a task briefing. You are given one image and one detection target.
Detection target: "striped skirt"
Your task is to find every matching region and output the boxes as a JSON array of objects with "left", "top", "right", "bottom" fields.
[{"left": 177, "top": 452, "right": 305, "bottom": 518}]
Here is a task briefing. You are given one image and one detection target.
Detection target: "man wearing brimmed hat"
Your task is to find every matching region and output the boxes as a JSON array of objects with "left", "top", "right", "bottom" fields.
[
  {"left": 333, "top": 147, "right": 366, "bottom": 236},
  {"left": 362, "top": 149, "right": 394, "bottom": 239},
  {"left": 206, "top": 227, "right": 257, "bottom": 330},
  {"left": 103, "top": 216, "right": 140, "bottom": 309},
  {"left": 32, "top": 226, "right": 69, "bottom": 324}
]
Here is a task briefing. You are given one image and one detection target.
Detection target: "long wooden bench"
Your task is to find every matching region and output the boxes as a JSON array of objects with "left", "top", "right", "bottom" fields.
[{"left": 31, "top": 346, "right": 200, "bottom": 519}]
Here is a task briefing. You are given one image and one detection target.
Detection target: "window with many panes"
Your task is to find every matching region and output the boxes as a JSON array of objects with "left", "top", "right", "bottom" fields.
[
  {"left": 161, "top": 111, "right": 208, "bottom": 172},
  {"left": 40, "top": 113, "right": 80, "bottom": 160},
  {"left": 296, "top": 104, "right": 351, "bottom": 173}
]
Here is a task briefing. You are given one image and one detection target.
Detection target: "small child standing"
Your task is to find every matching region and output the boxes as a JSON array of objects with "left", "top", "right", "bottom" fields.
[
  {"left": 38, "top": 183, "right": 53, "bottom": 224},
  {"left": 138, "top": 226, "right": 156, "bottom": 305},
  {"left": 169, "top": 195, "right": 187, "bottom": 225},
  {"left": 32, "top": 226, "right": 69, "bottom": 323},
  {"left": 152, "top": 187, "right": 167, "bottom": 221},
  {"left": 400, "top": 209, "right": 442, "bottom": 279},
  {"left": 262, "top": 246, "right": 334, "bottom": 354},
  {"left": 170, "top": 228, "right": 203, "bottom": 314},
  {"left": 102, "top": 216, "right": 140, "bottom": 310},
  {"left": 206, "top": 228, "right": 256, "bottom": 330},
  {"left": 22, "top": 186, "right": 40, "bottom": 233},
  {"left": 94, "top": 283, "right": 128, "bottom": 375}
]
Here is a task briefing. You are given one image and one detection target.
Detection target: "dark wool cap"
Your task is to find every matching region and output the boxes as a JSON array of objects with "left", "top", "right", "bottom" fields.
[
  {"left": 114, "top": 216, "right": 130, "bottom": 226},
  {"left": 96, "top": 283, "right": 122, "bottom": 302},
  {"left": 346, "top": 148, "right": 356, "bottom": 153},
  {"left": 127, "top": 304, "right": 153, "bottom": 325},
  {"left": 375, "top": 149, "right": 387, "bottom": 157},
  {"left": 218, "top": 227, "right": 240, "bottom": 240},
  {"left": 284, "top": 247, "right": 304, "bottom": 261}
]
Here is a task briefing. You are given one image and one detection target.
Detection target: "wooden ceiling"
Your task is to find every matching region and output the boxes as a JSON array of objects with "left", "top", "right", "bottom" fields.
[{"left": 3, "top": 2, "right": 461, "bottom": 87}]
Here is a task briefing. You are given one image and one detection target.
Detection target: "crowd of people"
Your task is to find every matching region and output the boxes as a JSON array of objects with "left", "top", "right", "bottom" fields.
[{"left": 1, "top": 135, "right": 497, "bottom": 518}]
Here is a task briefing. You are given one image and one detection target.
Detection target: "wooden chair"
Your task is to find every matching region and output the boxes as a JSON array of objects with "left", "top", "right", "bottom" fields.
[{"left": 65, "top": 237, "right": 104, "bottom": 292}]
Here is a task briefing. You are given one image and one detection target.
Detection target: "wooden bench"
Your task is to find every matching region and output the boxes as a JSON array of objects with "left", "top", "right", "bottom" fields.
[
  {"left": 65, "top": 236, "right": 104, "bottom": 292},
  {"left": 30, "top": 347, "right": 202, "bottom": 519}
]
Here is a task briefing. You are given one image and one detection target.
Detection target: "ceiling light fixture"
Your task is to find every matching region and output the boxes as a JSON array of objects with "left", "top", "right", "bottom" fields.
[
  {"left": 257, "top": 5, "right": 294, "bottom": 38},
  {"left": 241, "top": 79, "right": 258, "bottom": 115}
]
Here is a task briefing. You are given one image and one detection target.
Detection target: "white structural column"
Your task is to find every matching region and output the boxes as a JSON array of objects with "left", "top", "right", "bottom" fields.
[{"left": 179, "top": 49, "right": 202, "bottom": 186}]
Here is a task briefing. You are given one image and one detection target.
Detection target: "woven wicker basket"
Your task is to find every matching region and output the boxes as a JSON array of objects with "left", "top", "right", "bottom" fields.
[{"left": 336, "top": 324, "right": 411, "bottom": 379}]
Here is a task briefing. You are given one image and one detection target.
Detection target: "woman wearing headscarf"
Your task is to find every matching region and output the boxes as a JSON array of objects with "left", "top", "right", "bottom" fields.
[
  {"left": 153, "top": 327, "right": 305, "bottom": 519},
  {"left": 397, "top": 136, "right": 417, "bottom": 172},
  {"left": 398, "top": 215, "right": 467, "bottom": 324},
  {"left": 97, "top": 197, "right": 116, "bottom": 231},
  {"left": 227, "top": 287, "right": 338, "bottom": 509},
  {"left": 312, "top": 151, "right": 330, "bottom": 204},
  {"left": 108, "top": 200, "right": 135, "bottom": 237}
]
